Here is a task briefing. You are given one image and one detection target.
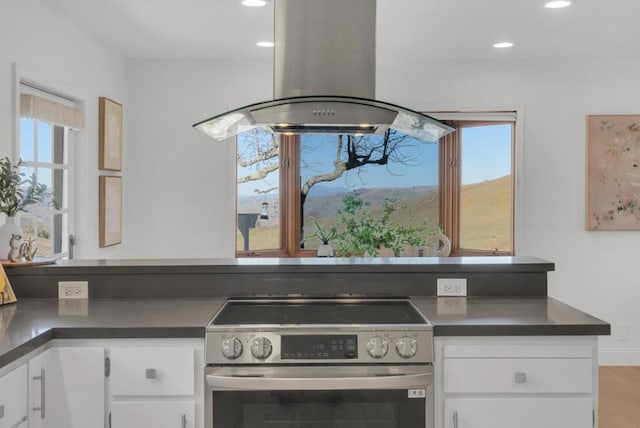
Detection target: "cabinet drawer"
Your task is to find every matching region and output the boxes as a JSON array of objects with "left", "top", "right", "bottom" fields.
[
  {"left": 444, "top": 397, "right": 592, "bottom": 428},
  {"left": 111, "top": 347, "right": 195, "bottom": 396},
  {"left": 111, "top": 401, "right": 195, "bottom": 428},
  {"left": 0, "top": 364, "right": 27, "bottom": 428},
  {"left": 444, "top": 358, "right": 592, "bottom": 394}
]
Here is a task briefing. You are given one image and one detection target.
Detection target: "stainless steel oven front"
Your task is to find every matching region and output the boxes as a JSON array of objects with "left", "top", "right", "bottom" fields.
[
  {"left": 205, "top": 365, "right": 434, "bottom": 428},
  {"left": 205, "top": 298, "right": 435, "bottom": 428}
]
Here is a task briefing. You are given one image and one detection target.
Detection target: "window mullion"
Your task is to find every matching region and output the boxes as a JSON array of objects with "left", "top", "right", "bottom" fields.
[
  {"left": 439, "top": 129, "right": 461, "bottom": 255},
  {"left": 281, "top": 134, "right": 300, "bottom": 257}
]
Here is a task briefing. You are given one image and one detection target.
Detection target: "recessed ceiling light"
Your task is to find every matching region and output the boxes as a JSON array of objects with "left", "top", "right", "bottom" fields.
[
  {"left": 242, "top": 0, "right": 267, "bottom": 6},
  {"left": 545, "top": 1, "right": 571, "bottom": 8},
  {"left": 257, "top": 41, "right": 274, "bottom": 48},
  {"left": 493, "top": 42, "right": 514, "bottom": 48}
]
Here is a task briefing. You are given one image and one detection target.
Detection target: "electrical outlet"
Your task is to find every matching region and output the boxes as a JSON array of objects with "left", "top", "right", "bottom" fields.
[
  {"left": 617, "top": 323, "right": 629, "bottom": 341},
  {"left": 58, "top": 281, "right": 88, "bottom": 299},
  {"left": 437, "top": 278, "right": 467, "bottom": 297}
]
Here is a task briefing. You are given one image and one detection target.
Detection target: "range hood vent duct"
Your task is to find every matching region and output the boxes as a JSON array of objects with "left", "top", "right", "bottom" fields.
[{"left": 194, "top": 0, "right": 454, "bottom": 143}]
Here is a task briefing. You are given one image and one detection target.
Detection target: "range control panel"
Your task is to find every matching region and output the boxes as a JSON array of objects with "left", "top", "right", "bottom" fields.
[{"left": 206, "top": 329, "right": 434, "bottom": 365}]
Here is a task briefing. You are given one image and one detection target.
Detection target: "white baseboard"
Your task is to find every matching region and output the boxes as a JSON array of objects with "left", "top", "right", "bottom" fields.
[{"left": 599, "top": 348, "right": 640, "bottom": 365}]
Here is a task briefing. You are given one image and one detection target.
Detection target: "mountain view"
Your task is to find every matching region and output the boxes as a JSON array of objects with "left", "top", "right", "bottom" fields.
[{"left": 237, "top": 175, "right": 511, "bottom": 252}]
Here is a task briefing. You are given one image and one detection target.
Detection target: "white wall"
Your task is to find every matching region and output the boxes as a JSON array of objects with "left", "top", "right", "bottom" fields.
[
  {"left": 125, "top": 59, "right": 271, "bottom": 258},
  {"left": 0, "top": 0, "right": 127, "bottom": 259},
  {"left": 125, "top": 54, "right": 640, "bottom": 363},
  {"left": 5, "top": 0, "right": 636, "bottom": 363},
  {"left": 377, "top": 55, "right": 640, "bottom": 364}
]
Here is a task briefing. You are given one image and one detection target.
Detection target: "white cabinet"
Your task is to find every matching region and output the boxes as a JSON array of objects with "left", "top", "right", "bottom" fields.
[
  {"left": 0, "top": 364, "right": 27, "bottom": 428},
  {"left": 108, "top": 342, "right": 203, "bottom": 428},
  {"left": 443, "top": 397, "right": 593, "bottom": 428},
  {"left": 110, "top": 347, "right": 195, "bottom": 396},
  {"left": 28, "top": 346, "right": 105, "bottom": 428},
  {"left": 435, "top": 336, "right": 598, "bottom": 428},
  {"left": 111, "top": 401, "right": 195, "bottom": 428}
]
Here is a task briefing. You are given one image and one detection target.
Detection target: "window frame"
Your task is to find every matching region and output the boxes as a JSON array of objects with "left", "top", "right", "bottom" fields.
[
  {"left": 440, "top": 120, "right": 515, "bottom": 256},
  {"left": 18, "top": 118, "right": 71, "bottom": 257},
  {"left": 235, "top": 115, "right": 516, "bottom": 258}
]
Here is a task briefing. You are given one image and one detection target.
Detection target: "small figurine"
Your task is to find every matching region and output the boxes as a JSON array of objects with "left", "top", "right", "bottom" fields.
[
  {"left": 8, "top": 234, "right": 23, "bottom": 262},
  {"left": 20, "top": 238, "right": 38, "bottom": 261}
]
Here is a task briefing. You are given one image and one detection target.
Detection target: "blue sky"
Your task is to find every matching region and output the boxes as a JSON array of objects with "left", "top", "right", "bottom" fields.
[
  {"left": 236, "top": 123, "right": 512, "bottom": 197},
  {"left": 19, "top": 118, "right": 53, "bottom": 187}
]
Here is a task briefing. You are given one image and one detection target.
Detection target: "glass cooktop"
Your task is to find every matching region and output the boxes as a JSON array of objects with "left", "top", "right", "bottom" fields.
[{"left": 210, "top": 299, "right": 427, "bottom": 325}]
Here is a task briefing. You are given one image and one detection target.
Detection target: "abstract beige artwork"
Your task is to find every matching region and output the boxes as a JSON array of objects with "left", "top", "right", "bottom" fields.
[
  {"left": 99, "top": 97, "right": 122, "bottom": 171},
  {"left": 99, "top": 176, "right": 122, "bottom": 247},
  {"left": 587, "top": 115, "right": 640, "bottom": 230}
]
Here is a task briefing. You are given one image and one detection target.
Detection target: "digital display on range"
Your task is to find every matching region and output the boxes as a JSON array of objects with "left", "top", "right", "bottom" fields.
[{"left": 281, "top": 335, "right": 358, "bottom": 359}]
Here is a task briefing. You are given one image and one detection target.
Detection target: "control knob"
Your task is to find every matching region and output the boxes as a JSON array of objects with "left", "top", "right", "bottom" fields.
[
  {"left": 395, "top": 337, "right": 418, "bottom": 359},
  {"left": 366, "top": 336, "right": 389, "bottom": 359},
  {"left": 251, "top": 337, "right": 273, "bottom": 359},
  {"left": 221, "top": 337, "right": 243, "bottom": 360}
]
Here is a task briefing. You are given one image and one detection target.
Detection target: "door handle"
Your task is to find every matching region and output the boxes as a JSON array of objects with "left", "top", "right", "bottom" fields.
[{"left": 32, "top": 368, "right": 46, "bottom": 419}]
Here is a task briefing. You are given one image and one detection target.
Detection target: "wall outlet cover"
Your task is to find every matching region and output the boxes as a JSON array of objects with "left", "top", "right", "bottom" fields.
[
  {"left": 58, "top": 281, "right": 89, "bottom": 299},
  {"left": 436, "top": 278, "right": 467, "bottom": 297}
]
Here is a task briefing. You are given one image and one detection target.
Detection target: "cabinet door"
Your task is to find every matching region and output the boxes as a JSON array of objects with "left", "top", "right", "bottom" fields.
[
  {"left": 0, "top": 364, "right": 27, "bottom": 428},
  {"left": 111, "top": 401, "right": 195, "bottom": 428},
  {"left": 29, "top": 347, "right": 105, "bottom": 428},
  {"left": 444, "top": 398, "right": 592, "bottom": 428}
]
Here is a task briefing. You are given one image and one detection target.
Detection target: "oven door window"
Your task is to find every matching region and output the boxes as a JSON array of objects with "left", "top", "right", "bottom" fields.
[{"left": 212, "top": 389, "right": 425, "bottom": 428}]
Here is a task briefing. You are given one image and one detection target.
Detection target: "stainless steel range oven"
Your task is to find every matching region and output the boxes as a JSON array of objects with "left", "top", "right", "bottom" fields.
[{"left": 205, "top": 298, "right": 434, "bottom": 428}]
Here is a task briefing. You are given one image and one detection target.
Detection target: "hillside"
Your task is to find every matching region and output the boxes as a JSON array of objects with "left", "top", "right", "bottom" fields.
[{"left": 237, "top": 176, "right": 511, "bottom": 252}]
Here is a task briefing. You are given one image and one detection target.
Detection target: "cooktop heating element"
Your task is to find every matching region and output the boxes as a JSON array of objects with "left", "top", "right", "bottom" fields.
[{"left": 205, "top": 298, "right": 434, "bottom": 365}]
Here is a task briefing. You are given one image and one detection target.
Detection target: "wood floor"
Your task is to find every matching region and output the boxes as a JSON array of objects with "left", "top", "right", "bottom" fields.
[{"left": 600, "top": 366, "right": 640, "bottom": 428}]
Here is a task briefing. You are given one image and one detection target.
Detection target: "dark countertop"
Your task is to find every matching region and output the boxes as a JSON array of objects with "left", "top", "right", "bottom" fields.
[
  {"left": 0, "top": 296, "right": 609, "bottom": 369},
  {"left": 413, "top": 296, "right": 610, "bottom": 336},
  {"left": 6, "top": 256, "right": 554, "bottom": 275}
]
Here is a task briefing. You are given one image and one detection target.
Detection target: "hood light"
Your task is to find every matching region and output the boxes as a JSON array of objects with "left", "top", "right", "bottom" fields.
[
  {"left": 493, "top": 42, "right": 514, "bottom": 48},
  {"left": 545, "top": 1, "right": 571, "bottom": 8},
  {"left": 257, "top": 41, "right": 274, "bottom": 47},
  {"left": 242, "top": 0, "right": 267, "bottom": 7}
]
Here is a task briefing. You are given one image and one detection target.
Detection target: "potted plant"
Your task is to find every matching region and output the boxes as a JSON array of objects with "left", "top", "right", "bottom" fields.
[
  {"left": 308, "top": 218, "right": 338, "bottom": 257},
  {"left": 0, "top": 157, "right": 55, "bottom": 259},
  {"left": 333, "top": 193, "right": 430, "bottom": 257}
]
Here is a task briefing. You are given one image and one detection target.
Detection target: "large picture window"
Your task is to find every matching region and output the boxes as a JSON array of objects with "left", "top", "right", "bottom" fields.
[{"left": 236, "top": 113, "right": 515, "bottom": 257}]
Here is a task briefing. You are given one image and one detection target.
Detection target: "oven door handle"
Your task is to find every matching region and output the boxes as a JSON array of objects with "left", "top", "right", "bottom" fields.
[{"left": 206, "top": 371, "right": 432, "bottom": 391}]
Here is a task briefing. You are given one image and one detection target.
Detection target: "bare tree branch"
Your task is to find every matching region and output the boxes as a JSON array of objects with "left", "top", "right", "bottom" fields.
[{"left": 237, "top": 161, "right": 279, "bottom": 183}]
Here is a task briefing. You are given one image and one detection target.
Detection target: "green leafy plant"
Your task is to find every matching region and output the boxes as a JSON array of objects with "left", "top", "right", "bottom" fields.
[
  {"left": 307, "top": 218, "right": 338, "bottom": 245},
  {"left": 333, "top": 193, "right": 427, "bottom": 257},
  {"left": 0, "top": 157, "right": 56, "bottom": 217}
]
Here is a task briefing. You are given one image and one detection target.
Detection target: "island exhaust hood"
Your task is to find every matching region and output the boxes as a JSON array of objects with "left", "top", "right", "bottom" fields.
[{"left": 193, "top": 0, "right": 454, "bottom": 143}]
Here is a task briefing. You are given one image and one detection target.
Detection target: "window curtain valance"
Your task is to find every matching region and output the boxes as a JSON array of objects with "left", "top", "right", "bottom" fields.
[{"left": 20, "top": 93, "right": 84, "bottom": 130}]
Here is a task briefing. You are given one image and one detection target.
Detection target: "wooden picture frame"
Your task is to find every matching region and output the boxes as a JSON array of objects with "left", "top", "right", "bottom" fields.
[
  {"left": 0, "top": 264, "right": 17, "bottom": 305},
  {"left": 99, "top": 97, "right": 123, "bottom": 171},
  {"left": 586, "top": 115, "right": 640, "bottom": 230},
  {"left": 99, "top": 176, "right": 122, "bottom": 247}
]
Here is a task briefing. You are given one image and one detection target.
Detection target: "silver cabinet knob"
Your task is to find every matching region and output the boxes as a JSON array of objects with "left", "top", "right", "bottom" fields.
[
  {"left": 396, "top": 337, "right": 418, "bottom": 358},
  {"left": 366, "top": 336, "right": 389, "bottom": 359},
  {"left": 221, "top": 337, "right": 243, "bottom": 359},
  {"left": 515, "top": 372, "right": 527, "bottom": 383},
  {"left": 251, "top": 337, "right": 273, "bottom": 360},
  {"left": 145, "top": 368, "right": 157, "bottom": 379}
]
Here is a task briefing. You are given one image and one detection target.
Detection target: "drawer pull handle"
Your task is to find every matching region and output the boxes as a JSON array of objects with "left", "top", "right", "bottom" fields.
[
  {"left": 145, "top": 368, "right": 157, "bottom": 379},
  {"left": 515, "top": 372, "right": 527, "bottom": 383},
  {"left": 0, "top": 403, "right": 4, "bottom": 419},
  {"left": 453, "top": 410, "right": 458, "bottom": 428},
  {"left": 32, "top": 368, "right": 46, "bottom": 419},
  {"left": 181, "top": 414, "right": 187, "bottom": 428}
]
